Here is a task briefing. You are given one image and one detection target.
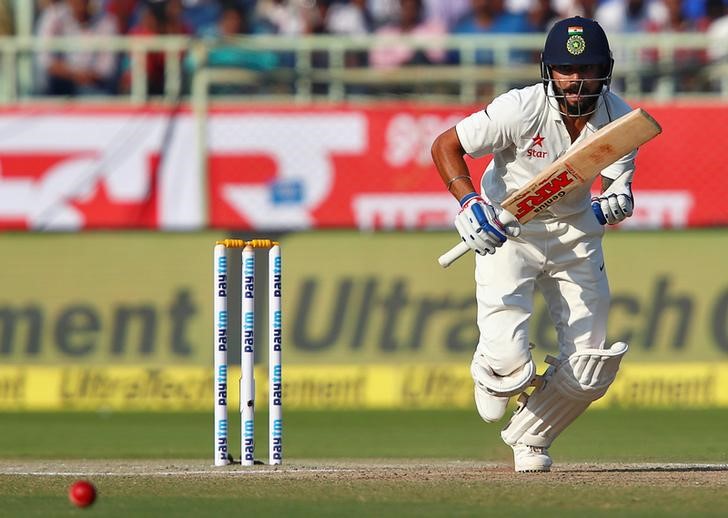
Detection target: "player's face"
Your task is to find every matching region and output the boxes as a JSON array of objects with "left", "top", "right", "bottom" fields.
[{"left": 550, "top": 64, "right": 605, "bottom": 116}]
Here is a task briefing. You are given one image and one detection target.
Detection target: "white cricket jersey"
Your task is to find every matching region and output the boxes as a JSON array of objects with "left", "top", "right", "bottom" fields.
[{"left": 456, "top": 84, "right": 635, "bottom": 219}]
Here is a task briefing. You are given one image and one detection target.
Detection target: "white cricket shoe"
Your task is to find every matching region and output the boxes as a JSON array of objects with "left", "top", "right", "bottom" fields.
[{"left": 511, "top": 443, "right": 552, "bottom": 472}]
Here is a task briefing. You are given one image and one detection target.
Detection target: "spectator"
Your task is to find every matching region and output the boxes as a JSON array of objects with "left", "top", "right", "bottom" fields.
[
  {"left": 646, "top": 0, "right": 706, "bottom": 30},
  {"left": 551, "top": 0, "right": 610, "bottom": 19},
  {"left": 571, "top": 0, "right": 599, "bottom": 18},
  {"left": 211, "top": 2, "right": 249, "bottom": 39},
  {"left": 423, "top": 0, "right": 471, "bottom": 29},
  {"left": 706, "top": 0, "right": 728, "bottom": 90},
  {"left": 254, "top": 0, "right": 310, "bottom": 35},
  {"left": 527, "top": 0, "right": 560, "bottom": 31},
  {"left": 35, "top": 0, "right": 119, "bottom": 96},
  {"left": 369, "top": 0, "right": 446, "bottom": 68},
  {"left": 202, "top": 2, "right": 278, "bottom": 67},
  {"left": 119, "top": 0, "right": 191, "bottom": 96},
  {"left": 453, "top": 0, "right": 534, "bottom": 35},
  {"left": 595, "top": 0, "right": 666, "bottom": 33},
  {"left": 593, "top": 0, "right": 664, "bottom": 92},
  {"left": 105, "top": 0, "right": 221, "bottom": 36},
  {"left": 707, "top": 0, "right": 728, "bottom": 61},
  {"left": 368, "top": 0, "right": 400, "bottom": 28},
  {"left": 102, "top": 0, "right": 141, "bottom": 34},
  {"left": 191, "top": 3, "right": 278, "bottom": 94},
  {"left": 164, "top": 0, "right": 194, "bottom": 35},
  {"left": 179, "top": 0, "right": 222, "bottom": 35},
  {"left": 451, "top": 0, "right": 536, "bottom": 65},
  {"left": 326, "top": 0, "right": 375, "bottom": 35},
  {"left": 645, "top": 0, "right": 709, "bottom": 92},
  {"left": 322, "top": 0, "right": 375, "bottom": 91},
  {"left": 304, "top": 0, "right": 332, "bottom": 34},
  {"left": 120, "top": 0, "right": 164, "bottom": 94}
]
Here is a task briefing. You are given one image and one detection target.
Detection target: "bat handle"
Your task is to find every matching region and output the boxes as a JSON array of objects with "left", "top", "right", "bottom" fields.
[
  {"left": 438, "top": 241, "right": 470, "bottom": 268},
  {"left": 591, "top": 200, "right": 607, "bottom": 225}
]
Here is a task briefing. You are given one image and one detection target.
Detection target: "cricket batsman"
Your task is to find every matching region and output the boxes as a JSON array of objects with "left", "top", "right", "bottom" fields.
[{"left": 431, "top": 17, "right": 633, "bottom": 472}]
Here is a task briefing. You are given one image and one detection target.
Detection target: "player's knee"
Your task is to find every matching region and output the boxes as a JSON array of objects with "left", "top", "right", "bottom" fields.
[
  {"left": 549, "top": 341, "right": 628, "bottom": 402},
  {"left": 471, "top": 352, "right": 536, "bottom": 423},
  {"left": 484, "top": 349, "right": 532, "bottom": 378},
  {"left": 471, "top": 352, "right": 536, "bottom": 398}
]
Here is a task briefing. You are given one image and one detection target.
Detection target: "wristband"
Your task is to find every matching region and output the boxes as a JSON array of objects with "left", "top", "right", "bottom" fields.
[{"left": 459, "top": 192, "right": 480, "bottom": 207}]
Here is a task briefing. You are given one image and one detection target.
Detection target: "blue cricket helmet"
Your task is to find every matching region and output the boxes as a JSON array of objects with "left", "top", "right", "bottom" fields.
[
  {"left": 540, "top": 17, "right": 614, "bottom": 116},
  {"left": 542, "top": 16, "right": 613, "bottom": 66}
]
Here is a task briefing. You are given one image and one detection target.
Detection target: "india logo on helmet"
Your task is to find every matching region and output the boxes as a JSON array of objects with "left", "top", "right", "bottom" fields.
[{"left": 566, "top": 26, "right": 585, "bottom": 55}]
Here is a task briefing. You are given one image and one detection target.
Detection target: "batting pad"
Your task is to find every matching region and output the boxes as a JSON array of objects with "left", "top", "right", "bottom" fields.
[{"left": 501, "top": 342, "right": 628, "bottom": 448}]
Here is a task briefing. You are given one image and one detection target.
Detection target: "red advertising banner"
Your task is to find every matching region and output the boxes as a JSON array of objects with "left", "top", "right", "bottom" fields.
[{"left": 0, "top": 103, "right": 724, "bottom": 231}]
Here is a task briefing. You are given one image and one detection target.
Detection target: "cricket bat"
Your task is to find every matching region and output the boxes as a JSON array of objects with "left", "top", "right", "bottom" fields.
[{"left": 438, "top": 108, "right": 662, "bottom": 268}]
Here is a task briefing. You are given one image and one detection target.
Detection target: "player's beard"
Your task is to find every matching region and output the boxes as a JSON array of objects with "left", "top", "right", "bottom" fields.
[{"left": 554, "top": 80, "right": 602, "bottom": 117}]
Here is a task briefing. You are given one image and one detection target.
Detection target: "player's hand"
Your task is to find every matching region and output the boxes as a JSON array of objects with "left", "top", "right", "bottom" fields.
[
  {"left": 591, "top": 174, "right": 634, "bottom": 225},
  {"left": 454, "top": 193, "right": 521, "bottom": 256}
]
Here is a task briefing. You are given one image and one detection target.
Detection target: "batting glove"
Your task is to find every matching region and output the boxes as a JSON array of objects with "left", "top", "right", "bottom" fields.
[
  {"left": 454, "top": 193, "right": 521, "bottom": 256},
  {"left": 591, "top": 174, "right": 634, "bottom": 225}
]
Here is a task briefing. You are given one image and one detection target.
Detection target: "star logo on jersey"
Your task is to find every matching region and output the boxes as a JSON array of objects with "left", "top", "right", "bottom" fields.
[{"left": 527, "top": 134, "right": 548, "bottom": 159}]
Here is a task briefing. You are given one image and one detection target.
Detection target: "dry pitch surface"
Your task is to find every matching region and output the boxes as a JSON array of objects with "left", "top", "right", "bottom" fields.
[
  {"left": 3, "top": 459, "right": 727, "bottom": 516},
  {"left": 2, "top": 459, "right": 727, "bottom": 486}
]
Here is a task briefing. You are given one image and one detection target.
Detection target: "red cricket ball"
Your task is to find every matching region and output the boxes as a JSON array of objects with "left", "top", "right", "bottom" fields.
[{"left": 68, "top": 480, "right": 97, "bottom": 508}]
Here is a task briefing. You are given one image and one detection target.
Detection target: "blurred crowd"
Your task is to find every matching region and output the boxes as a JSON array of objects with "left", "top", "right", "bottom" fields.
[{"left": 3, "top": 0, "right": 726, "bottom": 95}]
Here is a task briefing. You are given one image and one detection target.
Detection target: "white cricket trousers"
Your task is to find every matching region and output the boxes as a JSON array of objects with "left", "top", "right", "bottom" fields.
[{"left": 474, "top": 208, "right": 609, "bottom": 375}]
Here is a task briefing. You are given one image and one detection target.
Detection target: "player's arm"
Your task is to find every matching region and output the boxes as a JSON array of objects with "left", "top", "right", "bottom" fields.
[
  {"left": 431, "top": 128, "right": 520, "bottom": 258},
  {"left": 431, "top": 128, "right": 477, "bottom": 200}
]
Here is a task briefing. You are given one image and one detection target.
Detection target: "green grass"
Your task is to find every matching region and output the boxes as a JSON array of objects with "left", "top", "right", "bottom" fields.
[
  {"left": 1, "top": 476, "right": 727, "bottom": 517},
  {"left": 0, "top": 408, "right": 727, "bottom": 516},
  {"left": 0, "top": 408, "right": 726, "bottom": 462}
]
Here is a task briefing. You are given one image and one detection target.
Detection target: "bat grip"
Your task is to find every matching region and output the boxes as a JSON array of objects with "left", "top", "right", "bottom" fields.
[
  {"left": 438, "top": 241, "right": 470, "bottom": 268},
  {"left": 591, "top": 200, "right": 607, "bottom": 225}
]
